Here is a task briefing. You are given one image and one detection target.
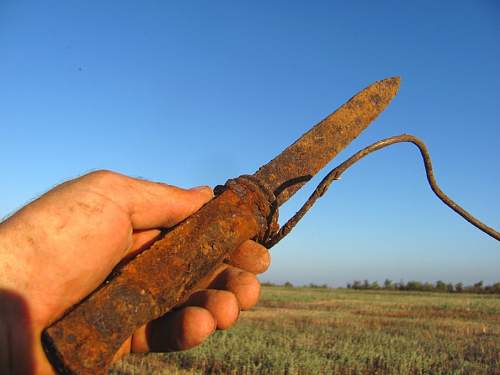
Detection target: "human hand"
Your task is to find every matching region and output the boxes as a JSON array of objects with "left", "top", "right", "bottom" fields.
[{"left": 0, "top": 170, "right": 270, "bottom": 374}]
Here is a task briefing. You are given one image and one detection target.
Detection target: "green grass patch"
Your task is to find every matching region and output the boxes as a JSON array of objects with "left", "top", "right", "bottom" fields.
[{"left": 112, "top": 287, "right": 500, "bottom": 374}]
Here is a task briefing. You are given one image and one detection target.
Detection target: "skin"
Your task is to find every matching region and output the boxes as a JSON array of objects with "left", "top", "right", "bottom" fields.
[{"left": 0, "top": 170, "right": 271, "bottom": 374}]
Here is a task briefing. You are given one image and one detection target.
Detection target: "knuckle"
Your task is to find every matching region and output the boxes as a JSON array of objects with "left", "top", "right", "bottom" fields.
[{"left": 84, "top": 169, "right": 122, "bottom": 185}]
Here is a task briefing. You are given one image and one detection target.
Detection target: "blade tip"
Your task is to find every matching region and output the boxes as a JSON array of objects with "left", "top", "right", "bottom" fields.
[
  {"left": 384, "top": 76, "right": 401, "bottom": 90},
  {"left": 372, "top": 76, "right": 401, "bottom": 99}
]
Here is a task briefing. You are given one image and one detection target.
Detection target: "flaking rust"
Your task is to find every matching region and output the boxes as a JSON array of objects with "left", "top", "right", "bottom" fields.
[
  {"left": 42, "top": 78, "right": 401, "bottom": 374},
  {"left": 43, "top": 178, "right": 275, "bottom": 374},
  {"left": 255, "top": 77, "right": 400, "bottom": 205}
]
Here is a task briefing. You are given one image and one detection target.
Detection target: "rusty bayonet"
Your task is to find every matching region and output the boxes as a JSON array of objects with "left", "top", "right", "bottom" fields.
[
  {"left": 254, "top": 77, "right": 400, "bottom": 206},
  {"left": 42, "top": 77, "right": 400, "bottom": 374}
]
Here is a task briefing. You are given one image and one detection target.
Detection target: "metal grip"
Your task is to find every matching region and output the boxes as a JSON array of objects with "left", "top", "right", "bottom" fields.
[{"left": 42, "top": 179, "right": 273, "bottom": 374}]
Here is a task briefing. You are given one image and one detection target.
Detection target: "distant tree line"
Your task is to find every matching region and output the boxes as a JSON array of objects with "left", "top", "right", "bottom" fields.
[
  {"left": 261, "top": 281, "right": 329, "bottom": 289},
  {"left": 346, "top": 279, "right": 500, "bottom": 294},
  {"left": 261, "top": 280, "right": 500, "bottom": 294}
]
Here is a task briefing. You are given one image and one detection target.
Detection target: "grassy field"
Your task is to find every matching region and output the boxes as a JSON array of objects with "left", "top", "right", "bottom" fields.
[{"left": 111, "top": 286, "right": 500, "bottom": 374}]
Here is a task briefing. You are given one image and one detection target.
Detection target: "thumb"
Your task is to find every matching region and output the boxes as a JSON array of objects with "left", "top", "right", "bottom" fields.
[{"left": 127, "top": 182, "right": 214, "bottom": 230}]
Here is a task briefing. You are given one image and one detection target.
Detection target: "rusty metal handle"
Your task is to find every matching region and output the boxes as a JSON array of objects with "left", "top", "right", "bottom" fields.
[{"left": 42, "top": 178, "right": 273, "bottom": 374}]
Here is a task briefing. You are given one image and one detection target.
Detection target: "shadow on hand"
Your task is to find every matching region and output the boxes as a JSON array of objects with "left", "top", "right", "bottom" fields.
[{"left": 0, "top": 289, "right": 34, "bottom": 374}]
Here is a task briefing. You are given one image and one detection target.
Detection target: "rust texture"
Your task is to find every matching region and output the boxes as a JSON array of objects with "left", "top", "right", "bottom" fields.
[
  {"left": 255, "top": 77, "right": 400, "bottom": 206},
  {"left": 42, "top": 77, "right": 402, "bottom": 374},
  {"left": 43, "top": 177, "right": 275, "bottom": 374}
]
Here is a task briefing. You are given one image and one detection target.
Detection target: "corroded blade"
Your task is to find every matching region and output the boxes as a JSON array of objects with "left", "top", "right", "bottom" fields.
[{"left": 254, "top": 77, "right": 400, "bottom": 206}]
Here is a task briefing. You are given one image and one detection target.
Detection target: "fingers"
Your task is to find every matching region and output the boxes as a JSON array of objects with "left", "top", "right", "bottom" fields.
[
  {"left": 227, "top": 240, "right": 271, "bottom": 274},
  {"left": 126, "top": 241, "right": 266, "bottom": 356},
  {"left": 183, "top": 290, "right": 239, "bottom": 330},
  {"left": 130, "top": 268, "right": 259, "bottom": 353},
  {"left": 209, "top": 267, "right": 261, "bottom": 310},
  {"left": 207, "top": 240, "right": 268, "bottom": 310},
  {"left": 191, "top": 240, "right": 270, "bottom": 290},
  {"left": 130, "top": 289, "right": 238, "bottom": 354},
  {"left": 128, "top": 183, "right": 213, "bottom": 229},
  {"left": 130, "top": 264, "right": 260, "bottom": 353},
  {"left": 131, "top": 307, "right": 216, "bottom": 352}
]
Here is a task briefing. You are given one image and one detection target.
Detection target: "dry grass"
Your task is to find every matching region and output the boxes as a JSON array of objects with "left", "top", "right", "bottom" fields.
[{"left": 111, "top": 287, "right": 500, "bottom": 374}]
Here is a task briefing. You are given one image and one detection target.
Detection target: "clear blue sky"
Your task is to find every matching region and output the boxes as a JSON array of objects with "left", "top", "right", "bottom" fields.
[{"left": 1, "top": 1, "right": 498, "bottom": 286}]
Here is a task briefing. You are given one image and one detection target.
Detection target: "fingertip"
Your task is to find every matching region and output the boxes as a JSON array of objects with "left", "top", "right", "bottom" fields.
[
  {"left": 170, "top": 184, "right": 213, "bottom": 223},
  {"left": 148, "top": 306, "right": 216, "bottom": 352},
  {"left": 189, "top": 185, "right": 214, "bottom": 198},
  {"left": 229, "top": 240, "right": 271, "bottom": 274},
  {"left": 212, "top": 268, "right": 261, "bottom": 310},
  {"left": 186, "top": 290, "right": 240, "bottom": 330},
  {"left": 172, "top": 306, "right": 216, "bottom": 350},
  {"left": 185, "top": 185, "right": 214, "bottom": 210}
]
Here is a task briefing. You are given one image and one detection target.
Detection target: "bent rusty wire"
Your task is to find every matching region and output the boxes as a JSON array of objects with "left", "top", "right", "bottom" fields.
[{"left": 265, "top": 134, "right": 500, "bottom": 248}]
